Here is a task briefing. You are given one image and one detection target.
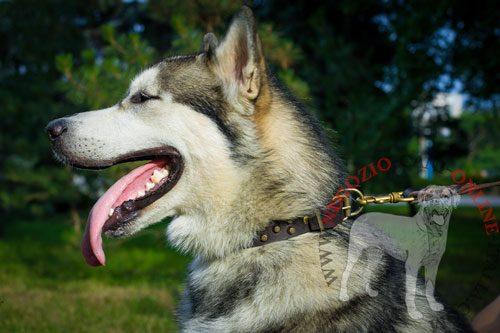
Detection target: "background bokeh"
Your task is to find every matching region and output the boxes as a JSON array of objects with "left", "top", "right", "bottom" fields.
[{"left": 1, "top": 0, "right": 499, "bottom": 331}]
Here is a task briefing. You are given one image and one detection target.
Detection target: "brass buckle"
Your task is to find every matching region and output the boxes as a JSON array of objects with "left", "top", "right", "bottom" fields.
[
  {"left": 333, "top": 188, "right": 365, "bottom": 221},
  {"left": 341, "top": 188, "right": 365, "bottom": 221},
  {"left": 315, "top": 210, "right": 324, "bottom": 231}
]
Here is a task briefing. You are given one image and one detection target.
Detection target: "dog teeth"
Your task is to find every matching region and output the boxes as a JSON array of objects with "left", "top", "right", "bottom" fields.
[
  {"left": 151, "top": 170, "right": 162, "bottom": 183},
  {"left": 109, "top": 208, "right": 114, "bottom": 217},
  {"left": 151, "top": 168, "right": 169, "bottom": 183},
  {"left": 145, "top": 182, "right": 155, "bottom": 191},
  {"left": 137, "top": 190, "right": 145, "bottom": 198}
]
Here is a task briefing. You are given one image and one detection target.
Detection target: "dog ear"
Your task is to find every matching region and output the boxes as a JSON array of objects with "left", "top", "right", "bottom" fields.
[
  {"left": 213, "top": 6, "right": 265, "bottom": 104},
  {"left": 200, "top": 33, "right": 218, "bottom": 57},
  {"left": 418, "top": 188, "right": 429, "bottom": 204}
]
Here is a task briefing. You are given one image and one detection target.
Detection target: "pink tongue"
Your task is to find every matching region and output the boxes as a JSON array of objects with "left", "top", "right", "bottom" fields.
[{"left": 82, "top": 159, "right": 168, "bottom": 266}]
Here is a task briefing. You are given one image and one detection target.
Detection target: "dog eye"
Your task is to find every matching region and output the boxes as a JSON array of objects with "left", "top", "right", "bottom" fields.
[{"left": 130, "top": 92, "right": 153, "bottom": 104}]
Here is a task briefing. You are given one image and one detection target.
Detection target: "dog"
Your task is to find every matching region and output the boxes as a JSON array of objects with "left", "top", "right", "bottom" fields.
[
  {"left": 47, "top": 6, "right": 473, "bottom": 332},
  {"left": 339, "top": 186, "right": 460, "bottom": 320}
]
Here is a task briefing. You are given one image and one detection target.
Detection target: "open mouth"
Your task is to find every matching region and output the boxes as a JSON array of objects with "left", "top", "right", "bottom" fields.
[
  {"left": 81, "top": 147, "right": 183, "bottom": 267},
  {"left": 430, "top": 207, "right": 449, "bottom": 225}
]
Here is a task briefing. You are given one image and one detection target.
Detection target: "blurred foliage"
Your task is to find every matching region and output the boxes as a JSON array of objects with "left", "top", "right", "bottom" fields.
[
  {"left": 454, "top": 112, "right": 500, "bottom": 175},
  {"left": 0, "top": 0, "right": 499, "bottom": 224},
  {"left": 56, "top": 25, "right": 157, "bottom": 109}
]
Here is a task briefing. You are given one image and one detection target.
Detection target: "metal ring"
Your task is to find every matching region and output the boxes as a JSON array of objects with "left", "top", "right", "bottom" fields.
[{"left": 342, "top": 188, "right": 365, "bottom": 219}]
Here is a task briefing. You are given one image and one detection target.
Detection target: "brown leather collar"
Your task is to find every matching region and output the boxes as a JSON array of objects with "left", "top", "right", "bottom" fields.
[
  {"left": 251, "top": 180, "right": 500, "bottom": 248},
  {"left": 251, "top": 197, "right": 346, "bottom": 248}
]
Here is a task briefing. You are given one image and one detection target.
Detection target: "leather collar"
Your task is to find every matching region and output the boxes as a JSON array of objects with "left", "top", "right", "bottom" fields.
[
  {"left": 251, "top": 197, "right": 346, "bottom": 248},
  {"left": 251, "top": 180, "right": 500, "bottom": 248}
]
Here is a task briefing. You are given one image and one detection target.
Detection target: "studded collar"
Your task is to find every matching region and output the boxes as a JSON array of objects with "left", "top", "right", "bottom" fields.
[{"left": 251, "top": 197, "right": 346, "bottom": 248}]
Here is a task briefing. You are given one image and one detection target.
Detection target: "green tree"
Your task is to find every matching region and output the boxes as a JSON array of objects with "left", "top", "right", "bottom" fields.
[
  {"left": 0, "top": 0, "right": 149, "bottom": 231},
  {"left": 1, "top": 0, "right": 498, "bottom": 226},
  {"left": 259, "top": 0, "right": 499, "bottom": 190},
  {"left": 48, "top": 0, "right": 311, "bottom": 229}
]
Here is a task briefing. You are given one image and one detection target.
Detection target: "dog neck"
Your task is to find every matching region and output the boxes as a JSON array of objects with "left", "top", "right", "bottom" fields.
[{"left": 167, "top": 78, "right": 346, "bottom": 260}]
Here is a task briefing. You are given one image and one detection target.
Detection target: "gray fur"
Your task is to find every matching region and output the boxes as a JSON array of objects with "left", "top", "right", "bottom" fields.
[
  {"left": 200, "top": 32, "right": 218, "bottom": 55},
  {"left": 172, "top": 7, "right": 473, "bottom": 332},
  {"left": 49, "top": 5, "right": 474, "bottom": 332}
]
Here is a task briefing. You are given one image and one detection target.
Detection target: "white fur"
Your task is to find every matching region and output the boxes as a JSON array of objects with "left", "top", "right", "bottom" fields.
[{"left": 65, "top": 66, "right": 244, "bottom": 240}]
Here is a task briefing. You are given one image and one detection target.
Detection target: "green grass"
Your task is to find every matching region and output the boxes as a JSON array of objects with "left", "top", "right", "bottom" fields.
[
  {"left": 1, "top": 207, "right": 499, "bottom": 331},
  {"left": 365, "top": 205, "right": 500, "bottom": 318},
  {"left": 0, "top": 216, "right": 191, "bottom": 332}
]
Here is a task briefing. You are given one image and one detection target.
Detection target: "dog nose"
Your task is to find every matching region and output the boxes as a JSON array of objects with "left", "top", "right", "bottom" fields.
[{"left": 46, "top": 118, "right": 68, "bottom": 143}]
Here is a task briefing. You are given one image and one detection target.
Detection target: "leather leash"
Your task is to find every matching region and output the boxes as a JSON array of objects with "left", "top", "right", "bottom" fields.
[
  {"left": 404, "top": 180, "right": 500, "bottom": 203},
  {"left": 251, "top": 180, "right": 500, "bottom": 248}
]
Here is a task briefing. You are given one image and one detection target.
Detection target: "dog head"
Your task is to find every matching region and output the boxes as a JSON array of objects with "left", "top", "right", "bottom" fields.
[
  {"left": 418, "top": 185, "right": 460, "bottom": 226},
  {"left": 47, "top": 6, "right": 343, "bottom": 265}
]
